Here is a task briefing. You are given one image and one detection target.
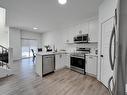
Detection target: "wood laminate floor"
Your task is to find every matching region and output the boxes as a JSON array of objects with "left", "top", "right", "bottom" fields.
[{"left": 0, "top": 58, "right": 110, "bottom": 95}]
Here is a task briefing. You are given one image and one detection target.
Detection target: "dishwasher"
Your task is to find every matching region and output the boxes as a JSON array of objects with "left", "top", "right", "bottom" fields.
[{"left": 42, "top": 54, "right": 55, "bottom": 76}]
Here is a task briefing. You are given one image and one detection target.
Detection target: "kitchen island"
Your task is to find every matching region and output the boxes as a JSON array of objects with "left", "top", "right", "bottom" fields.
[
  {"left": 35, "top": 51, "right": 70, "bottom": 77},
  {"left": 36, "top": 52, "right": 55, "bottom": 77}
]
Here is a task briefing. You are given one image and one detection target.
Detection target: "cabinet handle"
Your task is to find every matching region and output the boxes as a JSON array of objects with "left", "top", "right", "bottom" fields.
[
  {"left": 45, "top": 57, "right": 50, "bottom": 58},
  {"left": 108, "top": 76, "right": 115, "bottom": 95}
]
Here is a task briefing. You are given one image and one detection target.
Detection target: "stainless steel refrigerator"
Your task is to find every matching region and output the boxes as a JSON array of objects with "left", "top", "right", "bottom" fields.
[
  {"left": 116, "top": 0, "right": 126, "bottom": 95},
  {"left": 109, "top": 0, "right": 126, "bottom": 95}
]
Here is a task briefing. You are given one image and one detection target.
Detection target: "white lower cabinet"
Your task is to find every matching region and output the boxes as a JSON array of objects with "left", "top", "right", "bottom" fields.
[
  {"left": 55, "top": 54, "right": 70, "bottom": 70},
  {"left": 64, "top": 54, "right": 70, "bottom": 68},
  {"left": 36, "top": 54, "right": 42, "bottom": 77},
  {"left": 86, "top": 55, "right": 98, "bottom": 77}
]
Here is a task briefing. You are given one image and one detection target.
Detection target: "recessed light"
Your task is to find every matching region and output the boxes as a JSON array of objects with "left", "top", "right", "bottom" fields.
[
  {"left": 33, "top": 27, "right": 38, "bottom": 30},
  {"left": 58, "top": 0, "right": 67, "bottom": 5}
]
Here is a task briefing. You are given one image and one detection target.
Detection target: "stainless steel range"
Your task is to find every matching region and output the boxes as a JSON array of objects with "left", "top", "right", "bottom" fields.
[{"left": 70, "top": 48, "right": 90, "bottom": 74}]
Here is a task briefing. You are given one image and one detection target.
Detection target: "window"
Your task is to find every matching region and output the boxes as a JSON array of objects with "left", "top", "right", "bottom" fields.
[{"left": 21, "top": 39, "right": 38, "bottom": 58}]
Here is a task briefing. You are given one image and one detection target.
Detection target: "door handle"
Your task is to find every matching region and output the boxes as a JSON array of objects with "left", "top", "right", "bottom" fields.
[
  {"left": 108, "top": 76, "right": 115, "bottom": 95},
  {"left": 115, "top": 9, "right": 117, "bottom": 25},
  {"left": 100, "top": 55, "right": 104, "bottom": 57},
  {"left": 109, "top": 25, "right": 116, "bottom": 70}
]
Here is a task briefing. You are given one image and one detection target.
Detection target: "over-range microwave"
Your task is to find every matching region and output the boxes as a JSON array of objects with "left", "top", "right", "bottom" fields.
[{"left": 74, "top": 34, "right": 88, "bottom": 43}]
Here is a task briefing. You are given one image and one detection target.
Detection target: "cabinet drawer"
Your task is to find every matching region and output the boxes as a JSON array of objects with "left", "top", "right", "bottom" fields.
[{"left": 86, "top": 55, "right": 97, "bottom": 77}]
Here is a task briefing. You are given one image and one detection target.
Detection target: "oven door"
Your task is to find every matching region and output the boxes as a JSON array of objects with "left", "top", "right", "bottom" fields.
[{"left": 71, "top": 56, "right": 85, "bottom": 69}]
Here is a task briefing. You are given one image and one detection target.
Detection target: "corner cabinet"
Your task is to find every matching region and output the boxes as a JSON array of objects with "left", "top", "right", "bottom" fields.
[
  {"left": 86, "top": 55, "right": 98, "bottom": 78},
  {"left": 88, "top": 19, "right": 99, "bottom": 42},
  {"left": 55, "top": 53, "right": 70, "bottom": 70}
]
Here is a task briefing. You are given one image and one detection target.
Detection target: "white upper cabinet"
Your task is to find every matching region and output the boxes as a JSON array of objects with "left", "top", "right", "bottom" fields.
[
  {"left": 64, "top": 19, "right": 98, "bottom": 44},
  {"left": 88, "top": 19, "right": 98, "bottom": 42},
  {"left": 75, "top": 23, "right": 89, "bottom": 36}
]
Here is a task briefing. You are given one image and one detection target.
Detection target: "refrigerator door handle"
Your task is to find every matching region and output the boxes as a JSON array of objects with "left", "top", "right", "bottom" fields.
[
  {"left": 109, "top": 25, "right": 116, "bottom": 70},
  {"left": 108, "top": 76, "right": 115, "bottom": 95}
]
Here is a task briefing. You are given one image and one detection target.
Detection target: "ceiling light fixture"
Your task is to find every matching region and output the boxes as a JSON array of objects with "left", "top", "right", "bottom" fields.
[
  {"left": 33, "top": 27, "right": 38, "bottom": 30},
  {"left": 58, "top": 0, "right": 67, "bottom": 5}
]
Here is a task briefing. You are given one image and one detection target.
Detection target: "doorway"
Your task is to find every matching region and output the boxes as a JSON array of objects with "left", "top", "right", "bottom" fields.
[
  {"left": 100, "top": 17, "right": 114, "bottom": 87},
  {"left": 21, "top": 39, "right": 38, "bottom": 58}
]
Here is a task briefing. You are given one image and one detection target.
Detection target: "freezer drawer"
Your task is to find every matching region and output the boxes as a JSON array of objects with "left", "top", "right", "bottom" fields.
[{"left": 42, "top": 55, "right": 55, "bottom": 75}]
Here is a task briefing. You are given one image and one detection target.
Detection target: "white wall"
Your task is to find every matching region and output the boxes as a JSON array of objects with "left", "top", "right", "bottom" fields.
[
  {"left": 42, "top": 30, "right": 65, "bottom": 51},
  {"left": 0, "top": 7, "right": 9, "bottom": 48},
  {"left": 9, "top": 28, "right": 21, "bottom": 60},
  {"left": 42, "top": 18, "right": 98, "bottom": 52}
]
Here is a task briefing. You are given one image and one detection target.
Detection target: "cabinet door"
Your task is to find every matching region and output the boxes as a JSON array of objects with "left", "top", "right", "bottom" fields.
[
  {"left": 89, "top": 20, "right": 98, "bottom": 42},
  {"left": 55, "top": 54, "right": 70, "bottom": 70},
  {"left": 68, "top": 28, "right": 75, "bottom": 43},
  {"left": 86, "top": 56, "right": 97, "bottom": 76},
  {"left": 36, "top": 55, "right": 42, "bottom": 77},
  {"left": 61, "top": 54, "right": 70, "bottom": 68},
  {"left": 89, "top": 56, "right": 97, "bottom": 75},
  {"left": 78, "top": 23, "right": 89, "bottom": 34},
  {"left": 65, "top": 54, "right": 70, "bottom": 68},
  {"left": 85, "top": 56, "right": 89, "bottom": 73},
  {"left": 55, "top": 54, "right": 63, "bottom": 70}
]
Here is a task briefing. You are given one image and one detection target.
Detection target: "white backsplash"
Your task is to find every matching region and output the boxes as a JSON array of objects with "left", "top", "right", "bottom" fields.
[{"left": 65, "top": 43, "right": 98, "bottom": 54}]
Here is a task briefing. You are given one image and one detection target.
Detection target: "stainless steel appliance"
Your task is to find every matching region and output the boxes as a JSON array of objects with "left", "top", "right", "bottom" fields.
[
  {"left": 42, "top": 55, "right": 55, "bottom": 76},
  {"left": 107, "top": 9, "right": 117, "bottom": 95},
  {"left": 107, "top": 0, "right": 126, "bottom": 95},
  {"left": 70, "top": 48, "right": 90, "bottom": 74},
  {"left": 74, "top": 34, "right": 88, "bottom": 43},
  {"left": 115, "top": 0, "right": 126, "bottom": 95}
]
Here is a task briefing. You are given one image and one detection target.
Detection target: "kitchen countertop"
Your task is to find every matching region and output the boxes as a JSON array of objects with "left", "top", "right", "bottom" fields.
[
  {"left": 37, "top": 51, "right": 68, "bottom": 56},
  {"left": 37, "top": 52, "right": 98, "bottom": 56},
  {"left": 85, "top": 53, "right": 98, "bottom": 57}
]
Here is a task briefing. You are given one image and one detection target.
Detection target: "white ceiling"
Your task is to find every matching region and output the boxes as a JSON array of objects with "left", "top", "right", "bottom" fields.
[{"left": 0, "top": 0, "right": 103, "bottom": 32}]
